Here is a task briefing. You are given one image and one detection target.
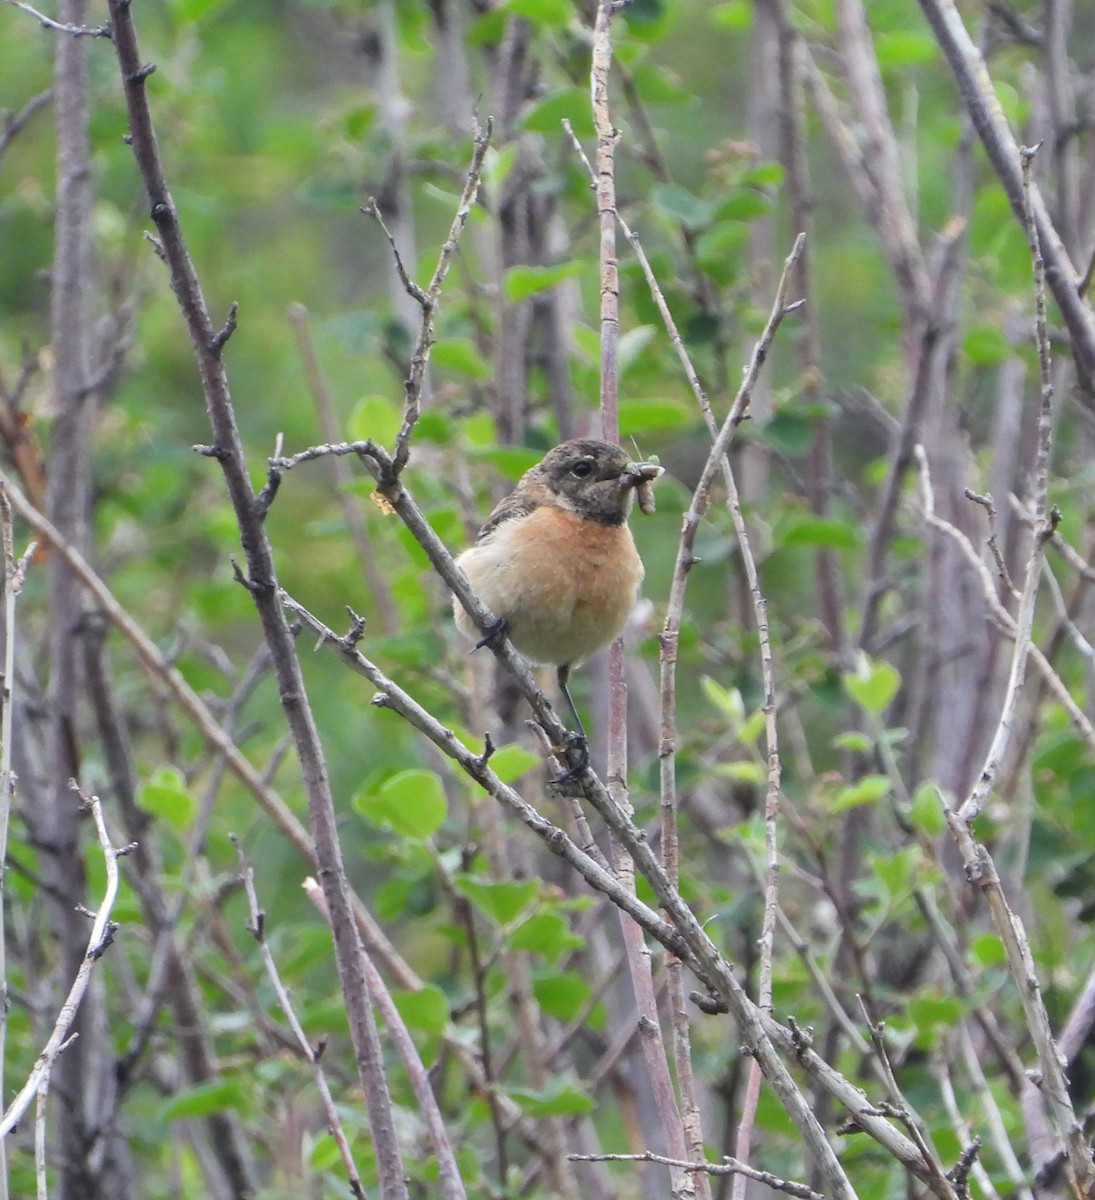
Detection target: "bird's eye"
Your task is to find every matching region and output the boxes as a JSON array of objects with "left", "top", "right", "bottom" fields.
[{"left": 570, "top": 459, "right": 594, "bottom": 479}]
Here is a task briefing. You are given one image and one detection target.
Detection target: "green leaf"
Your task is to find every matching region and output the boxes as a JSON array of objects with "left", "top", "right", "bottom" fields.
[
  {"left": 781, "top": 515, "right": 862, "bottom": 549},
  {"left": 508, "top": 1080, "right": 595, "bottom": 1116},
  {"left": 844, "top": 659, "right": 901, "bottom": 714},
  {"left": 629, "top": 63, "right": 692, "bottom": 104},
  {"left": 970, "top": 934, "right": 1007, "bottom": 967},
  {"left": 455, "top": 875, "right": 538, "bottom": 925},
  {"left": 392, "top": 985, "right": 449, "bottom": 1035},
  {"left": 309, "top": 1134, "right": 344, "bottom": 1172},
  {"left": 139, "top": 767, "right": 196, "bottom": 830},
  {"left": 908, "top": 991, "right": 965, "bottom": 1030},
  {"left": 871, "top": 846, "right": 923, "bottom": 899},
  {"left": 714, "top": 189, "right": 772, "bottom": 222},
  {"left": 701, "top": 675, "right": 745, "bottom": 723},
  {"left": 510, "top": 911, "right": 584, "bottom": 960},
  {"left": 532, "top": 969, "right": 592, "bottom": 1020},
  {"left": 717, "top": 760, "right": 764, "bottom": 785},
  {"left": 348, "top": 394, "right": 403, "bottom": 446},
  {"left": 833, "top": 731, "right": 873, "bottom": 754},
  {"left": 741, "top": 162, "right": 786, "bottom": 187},
  {"left": 432, "top": 338, "right": 492, "bottom": 379},
  {"left": 909, "top": 783, "right": 947, "bottom": 837},
  {"left": 519, "top": 88, "right": 595, "bottom": 137},
  {"left": 502, "top": 0, "right": 572, "bottom": 25},
  {"left": 503, "top": 261, "right": 583, "bottom": 304},
  {"left": 650, "top": 183, "right": 713, "bottom": 230},
  {"left": 487, "top": 744, "right": 540, "bottom": 784},
  {"left": 162, "top": 1079, "right": 243, "bottom": 1121},
  {"left": 709, "top": 0, "right": 752, "bottom": 29},
  {"left": 468, "top": 444, "right": 542, "bottom": 478},
  {"left": 963, "top": 325, "right": 1011, "bottom": 365},
  {"left": 761, "top": 409, "right": 816, "bottom": 457},
  {"left": 619, "top": 397, "right": 694, "bottom": 431},
  {"left": 165, "top": 0, "right": 226, "bottom": 22},
  {"left": 833, "top": 774, "right": 891, "bottom": 811},
  {"left": 876, "top": 30, "right": 938, "bottom": 69},
  {"left": 354, "top": 769, "right": 447, "bottom": 840}
]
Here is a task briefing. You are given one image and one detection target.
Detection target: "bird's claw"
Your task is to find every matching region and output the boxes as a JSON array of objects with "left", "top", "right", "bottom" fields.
[
  {"left": 473, "top": 616, "right": 508, "bottom": 652},
  {"left": 553, "top": 731, "right": 589, "bottom": 783}
]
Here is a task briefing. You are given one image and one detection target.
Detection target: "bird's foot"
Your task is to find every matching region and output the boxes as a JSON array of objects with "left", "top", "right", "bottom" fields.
[
  {"left": 473, "top": 616, "right": 508, "bottom": 652},
  {"left": 552, "top": 731, "right": 589, "bottom": 783}
]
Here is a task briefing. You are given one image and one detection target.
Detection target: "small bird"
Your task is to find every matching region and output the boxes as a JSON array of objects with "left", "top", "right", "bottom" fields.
[{"left": 453, "top": 438, "right": 663, "bottom": 747}]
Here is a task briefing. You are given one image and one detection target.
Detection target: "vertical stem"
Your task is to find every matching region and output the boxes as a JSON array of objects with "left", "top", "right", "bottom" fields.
[
  {"left": 0, "top": 495, "right": 14, "bottom": 1200},
  {"left": 44, "top": 6, "right": 97, "bottom": 1194},
  {"left": 592, "top": 0, "right": 619, "bottom": 445},
  {"left": 591, "top": 6, "right": 691, "bottom": 1195}
]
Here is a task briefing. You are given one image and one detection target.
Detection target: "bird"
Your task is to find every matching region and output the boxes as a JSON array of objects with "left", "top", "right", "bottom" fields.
[{"left": 452, "top": 438, "right": 663, "bottom": 755}]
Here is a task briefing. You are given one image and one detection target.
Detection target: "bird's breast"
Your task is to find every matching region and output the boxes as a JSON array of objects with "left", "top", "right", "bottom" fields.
[{"left": 454, "top": 506, "right": 645, "bottom": 666}]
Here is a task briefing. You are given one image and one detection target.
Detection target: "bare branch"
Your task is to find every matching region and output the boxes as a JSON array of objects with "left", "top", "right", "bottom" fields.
[
  {"left": 234, "top": 841, "right": 368, "bottom": 1200},
  {"left": 1, "top": 0, "right": 109, "bottom": 37},
  {"left": 0, "top": 788, "right": 127, "bottom": 1138},
  {"left": 568, "top": 1150, "right": 824, "bottom": 1199}
]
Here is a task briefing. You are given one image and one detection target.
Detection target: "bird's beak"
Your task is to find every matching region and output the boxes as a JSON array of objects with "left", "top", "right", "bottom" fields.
[
  {"left": 620, "top": 460, "right": 664, "bottom": 515},
  {"left": 621, "top": 460, "right": 664, "bottom": 488}
]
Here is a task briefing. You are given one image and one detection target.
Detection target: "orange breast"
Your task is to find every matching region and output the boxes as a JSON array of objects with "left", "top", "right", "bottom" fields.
[{"left": 454, "top": 507, "right": 645, "bottom": 666}]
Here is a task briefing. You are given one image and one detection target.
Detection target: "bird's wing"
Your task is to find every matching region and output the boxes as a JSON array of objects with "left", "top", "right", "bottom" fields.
[{"left": 475, "top": 490, "right": 542, "bottom": 542}]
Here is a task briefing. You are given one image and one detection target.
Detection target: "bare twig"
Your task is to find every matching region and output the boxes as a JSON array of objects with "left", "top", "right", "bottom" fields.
[
  {"left": 588, "top": 7, "right": 690, "bottom": 1194},
  {"left": 0, "top": 488, "right": 34, "bottom": 1194},
  {"left": 106, "top": 5, "right": 409, "bottom": 1189},
  {"left": 0, "top": 788, "right": 130, "bottom": 1138},
  {"left": 234, "top": 840, "right": 367, "bottom": 1200},
  {"left": 0, "top": 88, "right": 52, "bottom": 165},
  {"left": 568, "top": 1150, "right": 823, "bottom": 1199},
  {"left": 916, "top": 0, "right": 1095, "bottom": 375},
  {"left": 286, "top": 302, "right": 400, "bottom": 635},
  {"left": 957, "top": 146, "right": 1055, "bottom": 825},
  {"left": 375, "top": 118, "right": 491, "bottom": 477},
  {"left": 2, "top": 0, "right": 109, "bottom": 36}
]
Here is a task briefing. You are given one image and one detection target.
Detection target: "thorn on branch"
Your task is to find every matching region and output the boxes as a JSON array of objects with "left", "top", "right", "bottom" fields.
[
  {"left": 691, "top": 989, "right": 729, "bottom": 1015},
  {"left": 89, "top": 921, "right": 119, "bottom": 959},
  {"left": 1040, "top": 504, "right": 1062, "bottom": 543},
  {"left": 946, "top": 1136, "right": 982, "bottom": 1197},
  {"left": 363, "top": 198, "right": 429, "bottom": 308},
  {"left": 142, "top": 231, "right": 166, "bottom": 262},
  {"left": 230, "top": 557, "right": 255, "bottom": 593},
  {"left": 342, "top": 608, "right": 367, "bottom": 648},
  {"left": 371, "top": 693, "right": 392, "bottom": 710},
  {"left": 476, "top": 731, "right": 495, "bottom": 769},
  {"left": 126, "top": 63, "right": 156, "bottom": 84},
  {"left": 210, "top": 301, "right": 239, "bottom": 356},
  {"left": 787, "top": 1015, "right": 814, "bottom": 1057},
  {"left": 255, "top": 433, "right": 283, "bottom": 517},
  {"left": 193, "top": 443, "right": 229, "bottom": 461}
]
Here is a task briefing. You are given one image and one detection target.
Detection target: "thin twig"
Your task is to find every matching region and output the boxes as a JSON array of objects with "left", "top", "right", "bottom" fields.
[
  {"left": 916, "top": 0, "right": 1095, "bottom": 375},
  {"left": 0, "top": 88, "right": 53, "bottom": 165},
  {"left": 567, "top": 1151, "right": 823, "bottom": 1199},
  {"left": 0, "top": 788, "right": 130, "bottom": 1138},
  {"left": 958, "top": 146, "right": 1055, "bottom": 824},
  {"left": 233, "top": 840, "right": 368, "bottom": 1200},
  {"left": 378, "top": 118, "right": 491, "bottom": 477},
  {"left": 2, "top": 0, "right": 110, "bottom": 36},
  {"left": 589, "top": 6, "right": 690, "bottom": 1193},
  {"left": 107, "top": 5, "right": 409, "bottom": 1188}
]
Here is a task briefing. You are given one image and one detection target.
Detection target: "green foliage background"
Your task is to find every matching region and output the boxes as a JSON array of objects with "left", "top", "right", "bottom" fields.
[{"left": 2, "top": 0, "right": 1095, "bottom": 1196}]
